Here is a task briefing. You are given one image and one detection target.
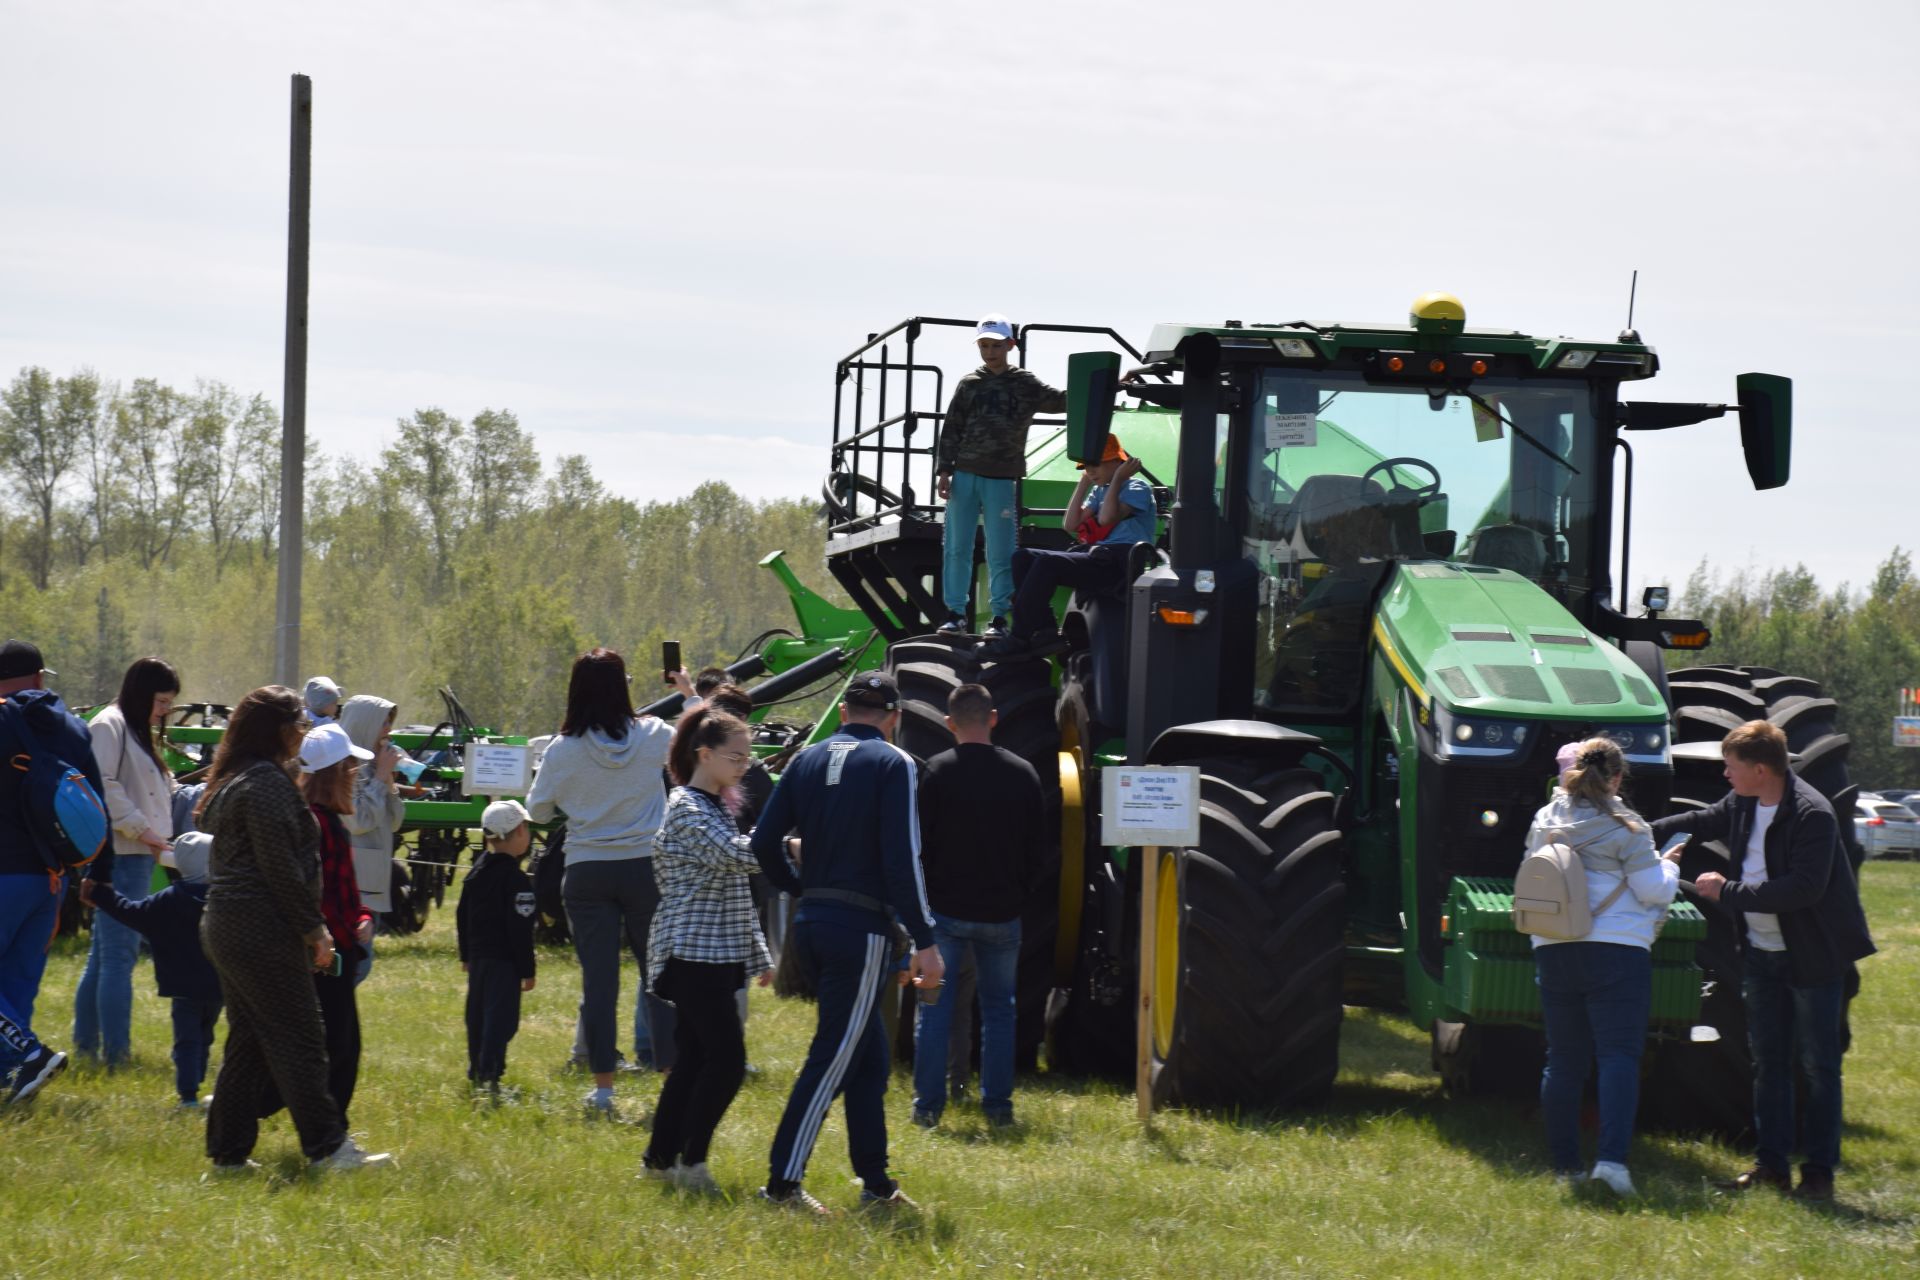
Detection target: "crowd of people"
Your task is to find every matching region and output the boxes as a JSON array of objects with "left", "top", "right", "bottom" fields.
[{"left": 0, "top": 623, "right": 1882, "bottom": 1208}]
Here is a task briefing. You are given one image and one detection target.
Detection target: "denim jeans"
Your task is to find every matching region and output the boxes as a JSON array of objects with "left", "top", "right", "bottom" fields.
[
  {"left": 942, "top": 472, "right": 1018, "bottom": 619},
  {"left": 73, "top": 853, "right": 154, "bottom": 1065},
  {"left": 1536, "top": 941, "right": 1652, "bottom": 1171},
  {"left": 1745, "top": 947, "right": 1846, "bottom": 1174},
  {"left": 0, "top": 872, "right": 66, "bottom": 1075},
  {"left": 563, "top": 857, "right": 675, "bottom": 1074},
  {"left": 170, "top": 996, "right": 222, "bottom": 1102},
  {"left": 913, "top": 913, "right": 1021, "bottom": 1119}
]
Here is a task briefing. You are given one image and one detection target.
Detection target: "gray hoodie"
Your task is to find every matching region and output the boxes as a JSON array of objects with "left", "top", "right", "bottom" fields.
[
  {"left": 1524, "top": 790, "right": 1678, "bottom": 952},
  {"left": 525, "top": 717, "right": 673, "bottom": 862},
  {"left": 338, "top": 694, "right": 407, "bottom": 910}
]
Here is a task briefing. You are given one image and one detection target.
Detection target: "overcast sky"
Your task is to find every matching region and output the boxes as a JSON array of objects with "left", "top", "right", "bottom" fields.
[{"left": 3, "top": 0, "right": 1915, "bottom": 599}]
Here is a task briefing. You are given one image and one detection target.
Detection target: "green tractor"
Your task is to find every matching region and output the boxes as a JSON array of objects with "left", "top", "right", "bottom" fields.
[{"left": 746, "top": 297, "right": 1852, "bottom": 1124}]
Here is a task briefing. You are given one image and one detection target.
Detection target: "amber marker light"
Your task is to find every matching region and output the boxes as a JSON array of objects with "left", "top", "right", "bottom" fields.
[
  {"left": 1428, "top": 358, "right": 1447, "bottom": 375},
  {"left": 1386, "top": 355, "right": 1405, "bottom": 372},
  {"left": 1156, "top": 606, "right": 1201, "bottom": 626},
  {"left": 1470, "top": 359, "right": 1489, "bottom": 376}
]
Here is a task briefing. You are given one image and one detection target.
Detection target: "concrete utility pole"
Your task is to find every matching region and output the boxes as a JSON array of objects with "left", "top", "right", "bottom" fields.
[{"left": 274, "top": 73, "right": 312, "bottom": 689}]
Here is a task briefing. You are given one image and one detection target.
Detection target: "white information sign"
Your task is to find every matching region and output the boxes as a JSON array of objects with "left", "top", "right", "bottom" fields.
[
  {"left": 463, "top": 743, "right": 532, "bottom": 796},
  {"left": 1101, "top": 766, "right": 1202, "bottom": 848},
  {"left": 1264, "top": 411, "right": 1317, "bottom": 450}
]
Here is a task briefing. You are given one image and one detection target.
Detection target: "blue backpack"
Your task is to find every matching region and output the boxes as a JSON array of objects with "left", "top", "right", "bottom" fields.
[{"left": 0, "top": 695, "right": 109, "bottom": 872}]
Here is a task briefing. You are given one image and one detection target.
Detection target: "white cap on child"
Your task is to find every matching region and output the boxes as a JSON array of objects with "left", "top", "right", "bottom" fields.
[{"left": 482, "top": 798, "right": 530, "bottom": 838}]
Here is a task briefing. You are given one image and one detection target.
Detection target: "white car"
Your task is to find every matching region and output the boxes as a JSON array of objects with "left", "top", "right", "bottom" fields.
[{"left": 1854, "top": 796, "right": 1920, "bottom": 859}]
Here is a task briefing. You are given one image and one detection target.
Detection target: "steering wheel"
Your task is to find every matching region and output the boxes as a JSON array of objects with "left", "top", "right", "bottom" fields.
[
  {"left": 1360, "top": 456, "right": 1443, "bottom": 501},
  {"left": 820, "top": 469, "right": 905, "bottom": 523}
]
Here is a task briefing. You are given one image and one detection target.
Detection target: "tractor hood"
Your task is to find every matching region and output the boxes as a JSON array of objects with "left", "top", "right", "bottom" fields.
[{"left": 1375, "top": 563, "right": 1664, "bottom": 721}]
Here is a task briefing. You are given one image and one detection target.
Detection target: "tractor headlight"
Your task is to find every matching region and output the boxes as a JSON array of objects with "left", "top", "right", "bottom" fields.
[
  {"left": 1592, "top": 723, "right": 1670, "bottom": 765},
  {"left": 1432, "top": 705, "right": 1532, "bottom": 759}
]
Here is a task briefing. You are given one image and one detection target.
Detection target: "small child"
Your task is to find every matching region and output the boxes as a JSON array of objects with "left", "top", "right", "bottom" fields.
[
  {"left": 458, "top": 800, "right": 538, "bottom": 1091},
  {"left": 82, "top": 832, "right": 222, "bottom": 1107}
]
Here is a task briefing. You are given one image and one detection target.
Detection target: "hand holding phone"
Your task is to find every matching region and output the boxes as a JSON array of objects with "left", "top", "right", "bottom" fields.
[
  {"left": 662, "top": 640, "right": 682, "bottom": 686},
  {"left": 1659, "top": 832, "right": 1690, "bottom": 861}
]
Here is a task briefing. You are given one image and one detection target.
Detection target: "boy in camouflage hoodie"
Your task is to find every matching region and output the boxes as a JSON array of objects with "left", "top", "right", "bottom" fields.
[{"left": 935, "top": 315, "right": 1065, "bottom": 639}]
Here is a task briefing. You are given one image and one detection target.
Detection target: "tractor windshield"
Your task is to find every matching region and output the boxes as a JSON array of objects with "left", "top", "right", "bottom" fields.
[{"left": 1239, "top": 369, "right": 1602, "bottom": 716}]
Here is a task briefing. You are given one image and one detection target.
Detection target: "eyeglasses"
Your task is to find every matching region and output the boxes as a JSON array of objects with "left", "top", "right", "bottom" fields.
[{"left": 710, "top": 750, "right": 752, "bottom": 764}]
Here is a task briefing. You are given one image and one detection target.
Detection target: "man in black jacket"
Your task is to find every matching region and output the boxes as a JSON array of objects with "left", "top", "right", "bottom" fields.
[
  {"left": 0, "top": 639, "right": 104, "bottom": 1104},
  {"left": 910, "top": 683, "right": 1044, "bottom": 1128},
  {"left": 1650, "top": 720, "right": 1875, "bottom": 1202}
]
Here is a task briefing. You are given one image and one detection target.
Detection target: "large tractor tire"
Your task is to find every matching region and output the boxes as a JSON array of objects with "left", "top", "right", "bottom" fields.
[
  {"left": 886, "top": 637, "right": 1061, "bottom": 1071},
  {"left": 1642, "top": 663, "right": 1860, "bottom": 1138},
  {"left": 1146, "top": 756, "right": 1346, "bottom": 1109}
]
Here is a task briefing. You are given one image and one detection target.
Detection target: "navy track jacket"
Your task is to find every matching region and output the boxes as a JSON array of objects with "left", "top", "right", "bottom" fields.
[{"left": 750, "top": 723, "right": 936, "bottom": 950}]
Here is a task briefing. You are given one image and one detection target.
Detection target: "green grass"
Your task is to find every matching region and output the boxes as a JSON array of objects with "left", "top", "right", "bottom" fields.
[{"left": 6, "top": 865, "right": 1917, "bottom": 1279}]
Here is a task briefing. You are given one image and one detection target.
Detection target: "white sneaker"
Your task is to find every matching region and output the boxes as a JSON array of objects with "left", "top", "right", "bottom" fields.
[
  {"left": 671, "top": 1161, "right": 720, "bottom": 1194},
  {"left": 584, "top": 1087, "right": 615, "bottom": 1116},
  {"left": 312, "top": 1138, "right": 396, "bottom": 1172},
  {"left": 1590, "top": 1161, "right": 1635, "bottom": 1196}
]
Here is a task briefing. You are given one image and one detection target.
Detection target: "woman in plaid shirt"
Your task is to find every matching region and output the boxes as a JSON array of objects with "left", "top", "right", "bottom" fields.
[{"left": 640, "top": 707, "right": 772, "bottom": 1192}]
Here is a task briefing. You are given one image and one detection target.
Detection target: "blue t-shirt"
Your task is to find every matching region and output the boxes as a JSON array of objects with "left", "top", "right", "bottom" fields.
[{"left": 1088, "top": 476, "right": 1157, "bottom": 547}]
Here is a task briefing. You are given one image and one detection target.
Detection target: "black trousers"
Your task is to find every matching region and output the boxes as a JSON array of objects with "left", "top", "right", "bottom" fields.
[
  {"left": 644, "top": 959, "right": 747, "bottom": 1169},
  {"left": 258, "top": 966, "right": 361, "bottom": 1128},
  {"left": 201, "top": 908, "right": 345, "bottom": 1164},
  {"left": 466, "top": 958, "right": 522, "bottom": 1083}
]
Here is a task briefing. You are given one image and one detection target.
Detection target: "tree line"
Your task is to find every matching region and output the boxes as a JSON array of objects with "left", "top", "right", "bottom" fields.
[
  {"left": 1675, "top": 550, "right": 1920, "bottom": 790},
  {"left": 0, "top": 366, "right": 846, "bottom": 734}
]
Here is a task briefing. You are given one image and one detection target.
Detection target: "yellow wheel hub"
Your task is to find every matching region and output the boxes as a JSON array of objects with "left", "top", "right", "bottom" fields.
[{"left": 1152, "top": 850, "right": 1179, "bottom": 1060}]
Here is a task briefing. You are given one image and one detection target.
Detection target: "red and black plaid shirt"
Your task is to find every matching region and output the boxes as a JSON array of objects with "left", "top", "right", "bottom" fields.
[{"left": 311, "top": 804, "right": 371, "bottom": 957}]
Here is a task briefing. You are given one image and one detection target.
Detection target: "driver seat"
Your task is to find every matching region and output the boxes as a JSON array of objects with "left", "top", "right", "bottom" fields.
[
  {"left": 1283, "top": 473, "right": 1425, "bottom": 567},
  {"left": 1466, "top": 524, "right": 1548, "bottom": 577}
]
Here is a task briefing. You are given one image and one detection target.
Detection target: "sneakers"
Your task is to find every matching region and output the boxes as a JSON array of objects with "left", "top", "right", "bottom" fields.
[
  {"left": 201, "top": 1159, "right": 263, "bottom": 1182},
  {"left": 639, "top": 1158, "right": 676, "bottom": 1183},
  {"left": 670, "top": 1161, "right": 720, "bottom": 1194},
  {"left": 1717, "top": 1163, "right": 1792, "bottom": 1193},
  {"left": 1794, "top": 1165, "right": 1836, "bottom": 1203},
  {"left": 758, "top": 1186, "right": 833, "bottom": 1217},
  {"left": 985, "top": 1111, "right": 1016, "bottom": 1130},
  {"left": 1589, "top": 1161, "right": 1636, "bottom": 1196},
  {"left": 858, "top": 1187, "right": 923, "bottom": 1214},
  {"left": 911, "top": 1109, "right": 938, "bottom": 1129},
  {"left": 312, "top": 1138, "right": 396, "bottom": 1172},
  {"left": 979, "top": 628, "right": 1064, "bottom": 663},
  {"left": 935, "top": 614, "right": 967, "bottom": 635},
  {"left": 1552, "top": 1171, "right": 1588, "bottom": 1188},
  {"left": 983, "top": 616, "right": 1009, "bottom": 641},
  {"left": 6, "top": 1046, "right": 66, "bottom": 1105},
  {"left": 584, "top": 1086, "right": 615, "bottom": 1116}
]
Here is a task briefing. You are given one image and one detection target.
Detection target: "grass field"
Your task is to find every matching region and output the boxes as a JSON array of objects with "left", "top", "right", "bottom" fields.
[{"left": 5, "top": 862, "right": 1915, "bottom": 1279}]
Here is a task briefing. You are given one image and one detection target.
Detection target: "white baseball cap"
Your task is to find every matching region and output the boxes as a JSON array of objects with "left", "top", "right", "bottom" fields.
[
  {"left": 482, "top": 798, "right": 531, "bottom": 838},
  {"left": 975, "top": 313, "right": 1015, "bottom": 343},
  {"left": 298, "top": 722, "right": 374, "bottom": 773},
  {"left": 304, "top": 675, "right": 343, "bottom": 712}
]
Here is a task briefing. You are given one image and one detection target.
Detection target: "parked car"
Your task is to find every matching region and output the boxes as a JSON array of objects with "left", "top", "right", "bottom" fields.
[
  {"left": 1854, "top": 796, "right": 1920, "bottom": 859},
  {"left": 1874, "top": 787, "right": 1920, "bottom": 817}
]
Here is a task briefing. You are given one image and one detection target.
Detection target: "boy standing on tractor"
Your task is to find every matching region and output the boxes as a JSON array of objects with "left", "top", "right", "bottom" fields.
[
  {"left": 979, "top": 433, "right": 1155, "bottom": 661},
  {"left": 935, "top": 315, "right": 1067, "bottom": 641}
]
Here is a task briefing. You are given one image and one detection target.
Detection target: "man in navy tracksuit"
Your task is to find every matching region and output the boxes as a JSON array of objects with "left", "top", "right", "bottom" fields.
[{"left": 750, "top": 672, "right": 943, "bottom": 1215}]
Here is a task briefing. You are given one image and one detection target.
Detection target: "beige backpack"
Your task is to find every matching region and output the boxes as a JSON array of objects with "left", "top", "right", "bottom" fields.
[{"left": 1513, "top": 830, "right": 1629, "bottom": 941}]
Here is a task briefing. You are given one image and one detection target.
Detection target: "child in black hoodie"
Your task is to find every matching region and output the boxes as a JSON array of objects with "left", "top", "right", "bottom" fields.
[
  {"left": 81, "top": 832, "right": 222, "bottom": 1107},
  {"left": 458, "top": 800, "right": 537, "bottom": 1091}
]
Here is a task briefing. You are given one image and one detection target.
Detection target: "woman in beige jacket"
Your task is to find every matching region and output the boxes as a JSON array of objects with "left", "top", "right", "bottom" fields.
[{"left": 74, "top": 657, "right": 180, "bottom": 1065}]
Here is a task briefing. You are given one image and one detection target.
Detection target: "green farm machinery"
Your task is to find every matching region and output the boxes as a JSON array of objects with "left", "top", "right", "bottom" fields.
[{"left": 735, "top": 298, "right": 1855, "bottom": 1127}]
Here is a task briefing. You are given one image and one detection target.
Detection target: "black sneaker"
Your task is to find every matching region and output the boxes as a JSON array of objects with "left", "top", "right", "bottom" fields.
[
  {"left": 977, "top": 634, "right": 1033, "bottom": 662},
  {"left": 7, "top": 1045, "right": 67, "bottom": 1105},
  {"left": 935, "top": 614, "right": 967, "bottom": 635},
  {"left": 911, "top": 1108, "right": 938, "bottom": 1128},
  {"left": 758, "top": 1186, "right": 833, "bottom": 1217},
  {"left": 984, "top": 616, "right": 1009, "bottom": 641}
]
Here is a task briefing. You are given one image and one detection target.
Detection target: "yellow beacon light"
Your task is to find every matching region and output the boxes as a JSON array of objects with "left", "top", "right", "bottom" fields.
[{"left": 1411, "top": 292, "right": 1467, "bottom": 336}]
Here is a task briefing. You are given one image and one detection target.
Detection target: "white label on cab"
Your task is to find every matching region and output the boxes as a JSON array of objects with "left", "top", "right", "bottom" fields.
[
  {"left": 1100, "top": 766, "right": 1202, "bottom": 848},
  {"left": 1265, "top": 412, "right": 1317, "bottom": 449}
]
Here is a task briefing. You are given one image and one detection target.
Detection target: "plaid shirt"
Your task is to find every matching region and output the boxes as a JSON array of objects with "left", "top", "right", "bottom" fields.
[
  {"left": 312, "top": 804, "right": 371, "bottom": 959},
  {"left": 647, "top": 786, "right": 772, "bottom": 991}
]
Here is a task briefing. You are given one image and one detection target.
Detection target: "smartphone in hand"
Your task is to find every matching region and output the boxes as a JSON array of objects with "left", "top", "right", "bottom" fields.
[
  {"left": 662, "top": 640, "right": 682, "bottom": 685},
  {"left": 1660, "top": 832, "right": 1690, "bottom": 860}
]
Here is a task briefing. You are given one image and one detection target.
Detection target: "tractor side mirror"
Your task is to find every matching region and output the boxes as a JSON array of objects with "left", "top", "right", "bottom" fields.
[
  {"left": 1067, "top": 351, "right": 1120, "bottom": 466},
  {"left": 1736, "top": 372, "right": 1792, "bottom": 490}
]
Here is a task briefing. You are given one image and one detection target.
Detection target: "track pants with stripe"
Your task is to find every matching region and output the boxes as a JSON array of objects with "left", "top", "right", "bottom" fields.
[{"left": 765, "top": 920, "right": 896, "bottom": 1197}]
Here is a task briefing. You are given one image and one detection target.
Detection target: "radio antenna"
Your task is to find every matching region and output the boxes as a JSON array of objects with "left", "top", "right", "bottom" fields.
[{"left": 1621, "top": 269, "right": 1641, "bottom": 342}]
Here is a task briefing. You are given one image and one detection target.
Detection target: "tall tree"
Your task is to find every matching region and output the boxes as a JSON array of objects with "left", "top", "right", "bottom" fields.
[
  {"left": 382, "top": 407, "right": 466, "bottom": 590},
  {"left": 55, "top": 369, "right": 112, "bottom": 568},
  {"left": 112, "top": 378, "right": 191, "bottom": 569},
  {"left": 0, "top": 367, "right": 74, "bottom": 589},
  {"left": 465, "top": 408, "right": 541, "bottom": 536}
]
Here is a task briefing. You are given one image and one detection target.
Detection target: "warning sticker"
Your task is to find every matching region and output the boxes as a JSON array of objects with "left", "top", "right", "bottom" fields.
[{"left": 1265, "top": 412, "right": 1317, "bottom": 449}]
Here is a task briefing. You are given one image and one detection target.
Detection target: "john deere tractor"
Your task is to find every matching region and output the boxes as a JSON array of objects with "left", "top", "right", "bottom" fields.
[{"left": 738, "top": 298, "right": 1846, "bottom": 1122}]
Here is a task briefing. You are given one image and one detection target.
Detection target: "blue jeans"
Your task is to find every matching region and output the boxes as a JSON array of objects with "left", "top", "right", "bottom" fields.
[
  {"left": 73, "top": 853, "right": 154, "bottom": 1065},
  {"left": 913, "top": 913, "right": 1021, "bottom": 1120},
  {"left": 1536, "top": 941, "right": 1652, "bottom": 1171},
  {"left": 0, "top": 872, "right": 66, "bottom": 1074},
  {"left": 170, "top": 997, "right": 222, "bottom": 1102},
  {"left": 942, "top": 472, "right": 1018, "bottom": 619},
  {"left": 1745, "top": 947, "right": 1846, "bottom": 1174}
]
